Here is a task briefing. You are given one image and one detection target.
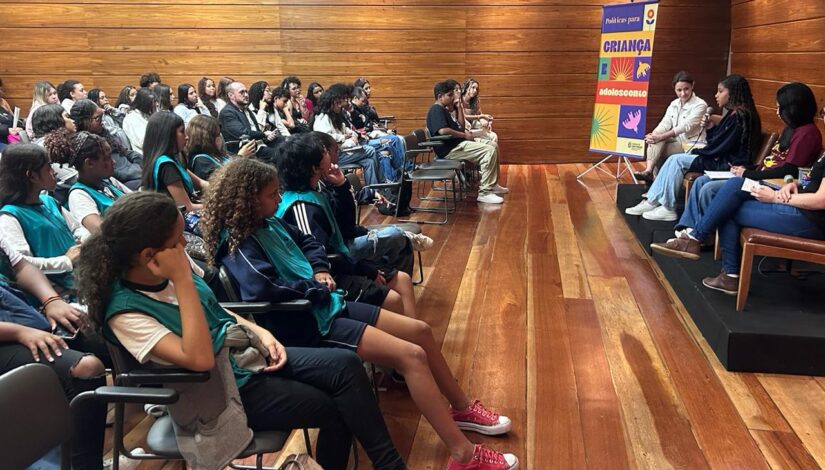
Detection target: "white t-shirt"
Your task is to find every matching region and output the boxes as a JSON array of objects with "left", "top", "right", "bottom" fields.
[
  {"left": 109, "top": 281, "right": 178, "bottom": 365},
  {"left": 67, "top": 178, "right": 132, "bottom": 226},
  {"left": 0, "top": 236, "right": 23, "bottom": 268},
  {"left": 0, "top": 204, "right": 89, "bottom": 273},
  {"left": 122, "top": 110, "right": 148, "bottom": 154}
]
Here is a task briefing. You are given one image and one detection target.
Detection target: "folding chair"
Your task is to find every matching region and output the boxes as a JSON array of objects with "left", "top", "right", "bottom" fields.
[{"left": 397, "top": 134, "right": 460, "bottom": 224}]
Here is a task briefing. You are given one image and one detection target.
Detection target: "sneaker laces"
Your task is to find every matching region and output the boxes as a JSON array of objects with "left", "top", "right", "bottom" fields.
[
  {"left": 474, "top": 445, "right": 506, "bottom": 465},
  {"left": 460, "top": 400, "right": 500, "bottom": 424}
]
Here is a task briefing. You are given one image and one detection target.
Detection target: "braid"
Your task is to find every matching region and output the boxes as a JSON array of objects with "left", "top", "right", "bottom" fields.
[{"left": 721, "top": 74, "right": 761, "bottom": 161}]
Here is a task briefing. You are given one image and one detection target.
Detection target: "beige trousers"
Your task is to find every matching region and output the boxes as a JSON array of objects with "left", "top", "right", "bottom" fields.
[
  {"left": 445, "top": 140, "right": 500, "bottom": 192},
  {"left": 646, "top": 139, "right": 685, "bottom": 170}
]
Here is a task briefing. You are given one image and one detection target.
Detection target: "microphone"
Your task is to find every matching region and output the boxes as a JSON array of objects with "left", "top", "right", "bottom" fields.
[
  {"left": 784, "top": 174, "right": 794, "bottom": 184},
  {"left": 704, "top": 106, "right": 713, "bottom": 124}
]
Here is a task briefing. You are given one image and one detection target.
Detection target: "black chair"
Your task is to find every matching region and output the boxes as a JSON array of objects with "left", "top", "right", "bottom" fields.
[
  {"left": 0, "top": 363, "right": 176, "bottom": 470},
  {"left": 397, "top": 134, "right": 460, "bottom": 224}
]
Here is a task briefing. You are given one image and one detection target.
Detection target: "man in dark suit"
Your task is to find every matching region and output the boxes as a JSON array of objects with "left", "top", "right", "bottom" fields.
[{"left": 219, "top": 81, "right": 281, "bottom": 163}]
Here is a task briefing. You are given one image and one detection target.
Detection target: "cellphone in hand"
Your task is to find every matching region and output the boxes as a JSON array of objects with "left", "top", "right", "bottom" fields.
[{"left": 52, "top": 324, "right": 79, "bottom": 340}]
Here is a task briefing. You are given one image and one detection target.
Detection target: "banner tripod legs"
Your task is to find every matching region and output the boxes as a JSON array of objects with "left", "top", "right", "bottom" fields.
[{"left": 576, "top": 154, "right": 639, "bottom": 184}]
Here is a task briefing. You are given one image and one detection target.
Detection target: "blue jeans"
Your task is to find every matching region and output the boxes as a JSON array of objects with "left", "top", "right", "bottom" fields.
[
  {"left": 692, "top": 177, "right": 825, "bottom": 274},
  {"left": 646, "top": 153, "right": 697, "bottom": 210},
  {"left": 346, "top": 226, "right": 410, "bottom": 267},
  {"left": 339, "top": 146, "right": 382, "bottom": 186},
  {"left": 677, "top": 176, "right": 725, "bottom": 229},
  {"left": 367, "top": 135, "right": 406, "bottom": 181}
]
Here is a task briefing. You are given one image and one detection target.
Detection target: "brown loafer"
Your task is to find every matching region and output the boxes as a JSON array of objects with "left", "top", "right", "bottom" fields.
[
  {"left": 633, "top": 171, "right": 654, "bottom": 182},
  {"left": 650, "top": 234, "right": 701, "bottom": 260},
  {"left": 702, "top": 271, "right": 738, "bottom": 295}
]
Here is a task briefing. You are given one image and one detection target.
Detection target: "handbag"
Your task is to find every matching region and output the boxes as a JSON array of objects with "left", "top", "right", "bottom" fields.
[{"left": 279, "top": 453, "right": 324, "bottom": 470}]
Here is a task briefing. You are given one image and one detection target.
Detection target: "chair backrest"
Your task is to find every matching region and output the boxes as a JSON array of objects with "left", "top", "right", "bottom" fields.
[
  {"left": 0, "top": 364, "right": 72, "bottom": 469},
  {"left": 218, "top": 265, "right": 242, "bottom": 302},
  {"left": 107, "top": 341, "right": 145, "bottom": 383},
  {"left": 345, "top": 171, "right": 364, "bottom": 193},
  {"left": 412, "top": 128, "right": 427, "bottom": 142},
  {"left": 752, "top": 131, "right": 779, "bottom": 166}
]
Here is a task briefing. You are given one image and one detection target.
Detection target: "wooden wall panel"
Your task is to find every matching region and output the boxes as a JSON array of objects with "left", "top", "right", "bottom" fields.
[
  {"left": 730, "top": 0, "right": 825, "bottom": 146},
  {"left": 2, "top": 0, "right": 730, "bottom": 164}
]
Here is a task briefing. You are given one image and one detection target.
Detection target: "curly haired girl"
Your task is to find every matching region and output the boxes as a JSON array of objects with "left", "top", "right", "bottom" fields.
[{"left": 200, "top": 157, "right": 518, "bottom": 470}]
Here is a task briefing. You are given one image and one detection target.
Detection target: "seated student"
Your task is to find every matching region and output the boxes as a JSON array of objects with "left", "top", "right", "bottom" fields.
[
  {"left": 0, "top": 78, "right": 22, "bottom": 151},
  {"left": 142, "top": 111, "right": 206, "bottom": 212},
  {"left": 122, "top": 87, "right": 156, "bottom": 154},
  {"left": 71, "top": 99, "right": 143, "bottom": 190},
  {"left": 277, "top": 134, "right": 419, "bottom": 318},
  {"left": 427, "top": 80, "right": 507, "bottom": 204},
  {"left": 155, "top": 84, "right": 175, "bottom": 112},
  {"left": 173, "top": 83, "right": 203, "bottom": 125},
  {"left": 51, "top": 131, "right": 132, "bottom": 233},
  {"left": 200, "top": 158, "right": 517, "bottom": 470},
  {"left": 198, "top": 77, "right": 218, "bottom": 118},
  {"left": 26, "top": 80, "right": 59, "bottom": 139},
  {"left": 314, "top": 131, "right": 432, "bottom": 270},
  {"left": 306, "top": 82, "right": 324, "bottom": 117},
  {"left": 215, "top": 76, "right": 234, "bottom": 113},
  {"left": 115, "top": 85, "right": 136, "bottom": 115},
  {"left": 80, "top": 191, "right": 406, "bottom": 470},
  {"left": 0, "top": 145, "right": 88, "bottom": 292},
  {"left": 652, "top": 150, "right": 825, "bottom": 294},
  {"left": 31, "top": 104, "right": 82, "bottom": 187},
  {"left": 633, "top": 71, "right": 708, "bottom": 181},
  {"left": 271, "top": 86, "right": 293, "bottom": 137},
  {"left": 139, "top": 71, "right": 161, "bottom": 90},
  {"left": 248, "top": 81, "right": 275, "bottom": 131},
  {"left": 461, "top": 78, "right": 498, "bottom": 144},
  {"left": 677, "top": 82, "right": 822, "bottom": 232},
  {"left": 186, "top": 114, "right": 256, "bottom": 181},
  {"left": 0, "top": 235, "right": 106, "bottom": 469},
  {"left": 281, "top": 75, "right": 310, "bottom": 131},
  {"left": 311, "top": 84, "right": 383, "bottom": 185},
  {"left": 57, "top": 79, "right": 87, "bottom": 114},
  {"left": 626, "top": 74, "right": 762, "bottom": 221},
  {"left": 353, "top": 77, "right": 387, "bottom": 131},
  {"left": 87, "top": 88, "right": 130, "bottom": 147},
  {"left": 349, "top": 87, "right": 406, "bottom": 181}
]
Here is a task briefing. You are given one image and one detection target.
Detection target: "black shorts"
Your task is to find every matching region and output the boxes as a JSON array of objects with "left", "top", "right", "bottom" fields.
[
  {"left": 334, "top": 274, "right": 390, "bottom": 306},
  {"left": 0, "top": 342, "right": 90, "bottom": 392},
  {"left": 321, "top": 301, "right": 381, "bottom": 351}
]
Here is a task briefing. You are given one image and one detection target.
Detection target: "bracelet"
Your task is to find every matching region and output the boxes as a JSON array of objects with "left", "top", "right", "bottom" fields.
[{"left": 40, "top": 295, "right": 63, "bottom": 312}]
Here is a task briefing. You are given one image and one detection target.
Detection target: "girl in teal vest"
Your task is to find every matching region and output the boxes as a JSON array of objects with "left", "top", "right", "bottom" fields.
[
  {"left": 140, "top": 111, "right": 207, "bottom": 212},
  {"left": 76, "top": 191, "right": 406, "bottom": 470},
  {"left": 186, "top": 114, "right": 256, "bottom": 181},
  {"left": 200, "top": 158, "right": 518, "bottom": 470},
  {"left": 0, "top": 144, "right": 87, "bottom": 291},
  {"left": 48, "top": 130, "right": 131, "bottom": 233}
]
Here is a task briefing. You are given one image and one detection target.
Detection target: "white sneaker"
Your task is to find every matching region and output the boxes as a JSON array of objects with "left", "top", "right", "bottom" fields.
[
  {"left": 405, "top": 231, "right": 434, "bottom": 251},
  {"left": 477, "top": 192, "right": 504, "bottom": 204},
  {"left": 491, "top": 184, "right": 509, "bottom": 195},
  {"left": 643, "top": 206, "right": 678, "bottom": 221},
  {"left": 104, "top": 448, "right": 144, "bottom": 470},
  {"left": 625, "top": 199, "right": 658, "bottom": 215},
  {"left": 674, "top": 227, "right": 694, "bottom": 238}
]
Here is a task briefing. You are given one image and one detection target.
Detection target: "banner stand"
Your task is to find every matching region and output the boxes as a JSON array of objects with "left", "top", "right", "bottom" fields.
[{"left": 576, "top": 154, "right": 638, "bottom": 184}]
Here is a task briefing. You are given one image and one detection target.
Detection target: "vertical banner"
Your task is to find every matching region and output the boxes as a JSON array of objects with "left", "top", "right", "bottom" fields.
[{"left": 589, "top": 1, "right": 659, "bottom": 159}]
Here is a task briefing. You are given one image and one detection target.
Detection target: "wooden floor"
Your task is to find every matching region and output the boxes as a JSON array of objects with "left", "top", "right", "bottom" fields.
[{"left": 117, "top": 164, "right": 825, "bottom": 469}]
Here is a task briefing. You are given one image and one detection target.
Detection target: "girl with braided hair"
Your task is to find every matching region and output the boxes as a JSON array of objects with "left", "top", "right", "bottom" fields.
[
  {"left": 50, "top": 130, "right": 132, "bottom": 233},
  {"left": 626, "top": 74, "right": 761, "bottom": 221},
  {"left": 71, "top": 99, "right": 143, "bottom": 189}
]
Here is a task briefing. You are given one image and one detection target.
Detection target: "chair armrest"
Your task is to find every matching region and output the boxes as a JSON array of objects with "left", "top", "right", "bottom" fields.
[
  {"left": 427, "top": 135, "right": 452, "bottom": 142},
  {"left": 418, "top": 141, "right": 444, "bottom": 147},
  {"left": 341, "top": 145, "right": 363, "bottom": 152},
  {"left": 93, "top": 386, "right": 178, "bottom": 405},
  {"left": 378, "top": 115, "right": 395, "bottom": 121},
  {"left": 327, "top": 253, "right": 343, "bottom": 262},
  {"left": 119, "top": 369, "right": 210, "bottom": 385},
  {"left": 363, "top": 182, "right": 401, "bottom": 190},
  {"left": 221, "top": 300, "right": 312, "bottom": 313},
  {"left": 407, "top": 148, "right": 431, "bottom": 154}
]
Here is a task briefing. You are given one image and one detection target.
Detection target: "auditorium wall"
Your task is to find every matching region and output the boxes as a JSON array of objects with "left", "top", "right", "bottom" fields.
[
  {"left": 3, "top": 0, "right": 729, "bottom": 164},
  {"left": 730, "top": 0, "right": 825, "bottom": 145}
]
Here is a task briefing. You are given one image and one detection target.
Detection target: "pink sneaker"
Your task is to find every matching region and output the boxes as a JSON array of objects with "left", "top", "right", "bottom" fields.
[
  {"left": 450, "top": 400, "right": 511, "bottom": 435},
  {"left": 446, "top": 444, "right": 518, "bottom": 470}
]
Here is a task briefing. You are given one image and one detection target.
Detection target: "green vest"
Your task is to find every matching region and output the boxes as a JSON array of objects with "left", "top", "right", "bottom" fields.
[
  {"left": 190, "top": 153, "right": 230, "bottom": 170},
  {"left": 152, "top": 155, "right": 195, "bottom": 197},
  {"left": 68, "top": 179, "right": 125, "bottom": 214},
  {"left": 103, "top": 275, "right": 254, "bottom": 388},
  {"left": 0, "top": 195, "right": 76, "bottom": 289},
  {"left": 276, "top": 190, "right": 350, "bottom": 256},
  {"left": 247, "top": 219, "right": 345, "bottom": 336}
]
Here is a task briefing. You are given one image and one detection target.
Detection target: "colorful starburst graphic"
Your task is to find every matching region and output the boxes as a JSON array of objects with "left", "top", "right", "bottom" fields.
[{"left": 609, "top": 58, "right": 634, "bottom": 81}]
